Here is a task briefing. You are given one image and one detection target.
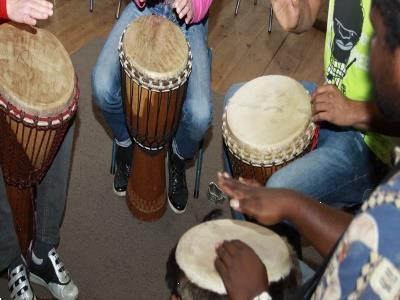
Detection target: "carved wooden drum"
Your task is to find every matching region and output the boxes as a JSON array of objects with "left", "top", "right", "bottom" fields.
[
  {"left": 0, "top": 23, "right": 78, "bottom": 254},
  {"left": 223, "top": 75, "right": 317, "bottom": 185},
  {"left": 119, "top": 15, "right": 192, "bottom": 221}
]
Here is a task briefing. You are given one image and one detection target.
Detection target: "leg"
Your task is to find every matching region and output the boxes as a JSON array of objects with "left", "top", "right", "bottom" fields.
[
  {"left": 168, "top": 19, "right": 212, "bottom": 213},
  {"left": 92, "top": 2, "right": 152, "bottom": 195},
  {"left": 0, "top": 168, "right": 21, "bottom": 272},
  {"left": 92, "top": 2, "right": 151, "bottom": 144},
  {"left": 173, "top": 20, "right": 212, "bottom": 160},
  {"left": 30, "top": 122, "right": 79, "bottom": 299},
  {"left": 35, "top": 122, "right": 75, "bottom": 246},
  {"left": 267, "top": 126, "right": 385, "bottom": 208}
]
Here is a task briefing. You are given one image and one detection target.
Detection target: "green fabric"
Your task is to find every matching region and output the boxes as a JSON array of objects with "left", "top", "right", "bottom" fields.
[{"left": 324, "top": 0, "right": 393, "bottom": 164}]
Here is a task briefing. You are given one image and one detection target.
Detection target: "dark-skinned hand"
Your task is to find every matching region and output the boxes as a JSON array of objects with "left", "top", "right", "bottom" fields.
[
  {"left": 217, "top": 172, "right": 296, "bottom": 226},
  {"left": 311, "top": 84, "right": 358, "bottom": 126},
  {"left": 215, "top": 240, "right": 268, "bottom": 300}
]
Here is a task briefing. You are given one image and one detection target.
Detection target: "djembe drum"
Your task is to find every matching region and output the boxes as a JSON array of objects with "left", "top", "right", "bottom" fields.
[
  {"left": 0, "top": 23, "right": 78, "bottom": 255},
  {"left": 223, "top": 75, "right": 318, "bottom": 185},
  {"left": 176, "top": 219, "right": 300, "bottom": 299},
  {"left": 119, "top": 16, "right": 192, "bottom": 221}
]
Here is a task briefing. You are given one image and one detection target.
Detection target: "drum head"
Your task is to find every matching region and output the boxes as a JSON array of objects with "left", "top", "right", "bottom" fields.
[
  {"left": 176, "top": 219, "right": 292, "bottom": 295},
  {"left": 0, "top": 22, "right": 75, "bottom": 117},
  {"left": 120, "top": 15, "right": 190, "bottom": 88},
  {"left": 223, "top": 75, "right": 314, "bottom": 166}
]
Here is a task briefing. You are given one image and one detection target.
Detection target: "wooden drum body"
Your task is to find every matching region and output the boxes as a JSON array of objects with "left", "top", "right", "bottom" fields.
[
  {"left": 223, "top": 76, "right": 317, "bottom": 185},
  {"left": 0, "top": 23, "right": 78, "bottom": 254},
  {"left": 119, "top": 16, "right": 192, "bottom": 221}
]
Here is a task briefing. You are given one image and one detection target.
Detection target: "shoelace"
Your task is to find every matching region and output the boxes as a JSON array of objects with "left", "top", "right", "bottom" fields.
[{"left": 49, "top": 250, "right": 71, "bottom": 284}]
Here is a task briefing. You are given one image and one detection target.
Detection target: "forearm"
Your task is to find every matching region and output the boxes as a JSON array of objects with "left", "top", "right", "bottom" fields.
[
  {"left": 348, "top": 101, "right": 400, "bottom": 136},
  {"left": 282, "top": 190, "right": 353, "bottom": 257}
]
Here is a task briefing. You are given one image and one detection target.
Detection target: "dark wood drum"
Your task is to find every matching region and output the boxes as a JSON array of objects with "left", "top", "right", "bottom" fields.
[
  {"left": 119, "top": 15, "right": 192, "bottom": 221},
  {"left": 0, "top": 22, "right": 78, "bottom": 255}
]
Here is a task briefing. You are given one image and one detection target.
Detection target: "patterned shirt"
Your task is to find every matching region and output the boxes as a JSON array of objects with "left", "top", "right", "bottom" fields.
[{"left": 312, "top": 149, "right": 400, "bottom": 299}]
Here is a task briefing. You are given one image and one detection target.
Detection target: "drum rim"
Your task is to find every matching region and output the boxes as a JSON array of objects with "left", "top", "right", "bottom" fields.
[
  {"left": 0, "top": 23, "right": 76, "bottom": 116},
  {"left": 118, "top": 16, "right": 193, "bottom": 92},
  {"left": 223, "top": 114, "right": 316, "bottom": 167},
  {"left": 0, "top": 78, "right": 79, "bottom": 128},
  {"left": 176, "top": 219, "right": 293, "bottom": 295},
  {"left": 222, "top": 75, "right": 315, "bottom": 167}
]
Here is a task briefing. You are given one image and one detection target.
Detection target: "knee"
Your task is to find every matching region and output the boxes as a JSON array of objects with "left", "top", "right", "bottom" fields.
[
  {"left": 184, "top": 96, "right": 213, "bottom": 137},
  {"left": 91, "top": 66, "right": 121, "bottom": 112}
]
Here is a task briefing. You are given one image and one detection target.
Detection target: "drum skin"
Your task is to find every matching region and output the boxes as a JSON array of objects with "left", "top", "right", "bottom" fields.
[
  {"left": 119, "top": 16, "right": 191, "bottom": 221},
  {"left": 223, "top": 75, "right": 317, "bottom": 185},
  {"left": 0, "top": 22, "right": 77, "bottom": 254}
]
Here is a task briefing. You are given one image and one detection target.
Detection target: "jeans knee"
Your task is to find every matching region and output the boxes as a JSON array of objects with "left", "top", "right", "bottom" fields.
[
  {"left": 183, "top": 97, "right": 212, "bottom": 139},
  {"left": 91, "top": 67, "right": 121, "bottom": 113}
]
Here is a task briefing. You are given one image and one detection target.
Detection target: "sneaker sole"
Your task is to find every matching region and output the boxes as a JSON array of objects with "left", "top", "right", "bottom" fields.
[
  {"left": 30, "top": 273, "right": 78, "bottom": 300},
  {"left": 113, "top": 184, "right": 126, "bottom": 197},
  {"left": 168, "top": 196, "right": 187, "bottom": 214}
]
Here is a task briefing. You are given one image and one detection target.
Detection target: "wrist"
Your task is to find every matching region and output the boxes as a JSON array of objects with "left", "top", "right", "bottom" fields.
[{"left": 0, "top": 0, "right": 8, "bottom": 20}]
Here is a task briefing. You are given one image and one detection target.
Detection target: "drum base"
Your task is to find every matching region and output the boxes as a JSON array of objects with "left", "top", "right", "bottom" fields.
[
  {"left": 126, "top": 147, "right": 167, "bottom": 221},
  {"left": 6, "top": 185, "right": 35, "bottom": 256}
]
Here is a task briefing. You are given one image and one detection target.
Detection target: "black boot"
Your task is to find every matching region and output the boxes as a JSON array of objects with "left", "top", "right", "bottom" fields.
[
  {"left": 113, "top": 143, "right": 133, "bottom": 196},
  {"left": 168, "top": 150, "right": 188, "bottom": 214}
]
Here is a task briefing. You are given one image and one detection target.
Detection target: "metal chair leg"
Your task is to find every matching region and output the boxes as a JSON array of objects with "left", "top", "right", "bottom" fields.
[
  {"left": 193, "top": 47, "right": 212, "bottom": 199},
  {"left": 193, "top": 140, "right": 204, "bottom": 198},
  {"left": 116, "top": 0, "right": 122, "bottom": 19},
  {"left": 234, "top": 0, "right": 241, "bottom": 16},
  {"left": 110, "top": 139, "right": 116, "bottom": 174},
  {"left": 90, "top": 0, "right": 93, "bottom": 12}
]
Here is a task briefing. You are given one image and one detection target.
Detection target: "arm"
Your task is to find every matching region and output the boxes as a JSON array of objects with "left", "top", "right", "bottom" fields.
[
  {"left": 190, "top": 0, "right": 212, "bottom": 24},
  {"left": 271, "top": 0, "right": 322, "bottom": 33},
  {"left": 217, "top": 173, "right": 352, "bottom": 257},
  {"left": 312, "top": 85, "right": 400, "bottom": 136}
]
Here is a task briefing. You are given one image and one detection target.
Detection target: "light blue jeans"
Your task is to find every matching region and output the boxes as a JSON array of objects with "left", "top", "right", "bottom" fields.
[
  {"left": 224, "top": 82, "right": 387, "bottom": 211},
  {"left": 92, "top": 2, "right": 212, "bottom": 159}
]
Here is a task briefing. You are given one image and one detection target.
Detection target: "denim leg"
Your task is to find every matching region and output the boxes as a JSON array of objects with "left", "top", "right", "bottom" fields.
[
  {"left": 173, "top": 20, "right": 212, "bottom": 160},
  {"left": 91, "top": 2, "right": 152, "bottom": 143},
  {"left": 0, "top": 168, "right": 21, "bottom": 271},
  {"left": 35, "top": 122, "right": 75, "bottom": 246},
  {"left": 267, "top": 127, "right": 384, "bottom": 208}
]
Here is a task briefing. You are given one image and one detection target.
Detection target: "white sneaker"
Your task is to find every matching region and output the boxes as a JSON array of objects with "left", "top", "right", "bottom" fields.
[
  {"left": 29, "top": 248, "right": 79, "bottom": 300},
  {"left": 8, "top": 262, "right": 37, "bottom": 300}
]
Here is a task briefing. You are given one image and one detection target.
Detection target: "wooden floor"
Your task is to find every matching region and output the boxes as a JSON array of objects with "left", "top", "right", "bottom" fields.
[{"left": 38, "top": 0, "right": 325, "bottom": 95}]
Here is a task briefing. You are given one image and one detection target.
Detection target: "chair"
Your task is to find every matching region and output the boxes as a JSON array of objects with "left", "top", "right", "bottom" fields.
[
  {"left": 90, "top": 0, "right": 123, "bottom": 19},
  {"left": 235, "top": 0, "right": 257, "bottom": 16}
]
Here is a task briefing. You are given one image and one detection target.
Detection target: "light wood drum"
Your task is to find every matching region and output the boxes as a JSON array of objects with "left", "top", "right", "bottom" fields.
[
  {"left": 119, "top": 15, "right": 192, "bottom": 221},
  {"left": 0, "top": 22, "right": 78, "bottom": 254},
  {"left": 223, "top": 75, "right": 317, "bottom": 185},
  {"left": 176, "top": 219, "right": 300, "bottom": 299}
]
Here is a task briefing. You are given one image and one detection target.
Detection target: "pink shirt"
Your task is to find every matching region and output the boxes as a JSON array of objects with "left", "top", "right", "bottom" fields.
[{"left": 134, "top": 0, "right": 212, "bottom": 24}]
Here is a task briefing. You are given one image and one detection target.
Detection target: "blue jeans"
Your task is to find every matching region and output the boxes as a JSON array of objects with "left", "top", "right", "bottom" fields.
[
  {"left": 224, "top": 81, "right": 387, "bottom": 209},
  {"left": 0, "top": 122, "right": 75, "bottom": 271},
  {"left": 92, "top": 2, "right": 212, "bottom": 159}
]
